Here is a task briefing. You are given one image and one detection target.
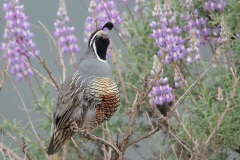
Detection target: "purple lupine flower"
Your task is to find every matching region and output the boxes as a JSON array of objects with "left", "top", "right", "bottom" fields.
[
  {"left": 236, "top": 33, "right": 240, "bottom": 40},
  {"left": 186, "top": 29, "right": 201, "bottom": 64},
  {"left": 174, "top": 69, "right": 184, "bottom": 88},
  {"left": 181, "top": 0, "right": 214, "bottom": 64},
  {"left": 1, "top": 0, "right": 39, "bottom": 81},
  {"left": 203, "top": 0, "right": 227, "bottom": 12},
  {"left": 84, "top": 0, "right": 123, "bottom": 58},
  {"left": 150, "top": 1, "right": 186, "bottom": 64},
  {"left": 149, "top": 55, "right": 174, "bottom": 106},
  {"left": 85, "top": 0, "right": 123, "bottom": 40},
  {"left": 54, "top": 0, "right": 80, "bottom": 55},
  {"left": 201, "top": 0, "right": 227, "bottom": 41},
  {"left": 213, "top": 27, "right": 221, "bottom": 36},
  {"left": 134, "top": 0, "right": 146, "bottom": 13}
]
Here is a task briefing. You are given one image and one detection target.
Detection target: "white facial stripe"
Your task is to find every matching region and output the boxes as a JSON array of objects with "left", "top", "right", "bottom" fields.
[
  {"left": 90, "top": 32, "right": 98, "bottom": 47},
  {"left": 93, "top": 41, "right": 107, "bottom": 63}
]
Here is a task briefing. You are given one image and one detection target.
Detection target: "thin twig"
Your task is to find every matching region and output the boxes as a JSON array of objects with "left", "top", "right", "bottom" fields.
[
  {"left": 115, "top": 53, "right": 166, "bottom": 153},
  {"left": 172, "top": 145, "right": 179, "bottom": 160},
  {"left": 99, "top": 122, "right": 117, "bottom": 152},
  {"left": 0, "top": 118, "right": 36, "bottom": 139},
  {"left": 115, "top": 53, "right": 166, "bottom": 152},
  {"left": 0, "top": 62, "right": 8, "bottom": 91},
  {"left": 7, "top": 133, "right": 32, "bottom": 160},
  {"left": 0, "top": 18, "right": 59, "bottom": 91},
  {"left": 174, "top": 111, "right": 195, "bottom": 147},
  {"left": 7, "top": 73, "right": 49, "bottom": 159},
  {"left": 125, "top": 126, "right": 160, "bottom": 148},
  {"left": 38, "top": 20, "right": 66, "bottom": 83},
  {"left": 146, "top": 100, "right": 192, "bottom": 155},
  {"left": 109, "top": 44, "right": 129, "bottom": 106},
  {"left": 125, "top": 23, "right": 155, "bottom": 54},
  {"left": 62, "top": 141, "right": 68, "bottom": 160},
  {"left": 0, "top": 143, "right": 24, "bottom": 160},
  {"left": 71, "top": 137, "right": 79, "bottom": 148},
  {"left": 113, "top": 27, "right": 132, "bottom": 56},
  {"left": 69, "top": 53, "right": 77, "bottom": 70},
  {"left": 168, "top": 131, "right": 192, "bottom": 154},
  {"left": 167, "top": 56, "right": 220, "bottom": 118},
  {"left": 139, "top": 52, "right": 167, "bottom": 105},
  {"left": 78, "top": 131, "right": 123, "bottom": 159},
  {"left": 78, "top": 0, "right": 88, "bottom": 10},
  {"left": 120, "top": 92, "right": 139, "bottom": 151},
  {"left": 124, "top": 82, "right": 144, "bottom": 95},
  {"left": 37, "top": 58, "right": 60, "bottom": 90},
  {"left": 30, "top": 65, "right": 56, "bottom": 87}
]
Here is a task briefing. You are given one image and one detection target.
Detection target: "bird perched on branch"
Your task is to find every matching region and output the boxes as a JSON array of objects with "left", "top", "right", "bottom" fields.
[{"left": 47, "top": 22, "right": 120, "bottom": 155}]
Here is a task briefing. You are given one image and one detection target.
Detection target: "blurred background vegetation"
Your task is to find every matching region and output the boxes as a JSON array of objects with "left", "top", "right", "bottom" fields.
[{"left": 0, "top": 0, "right": 240, "bottom": 159}]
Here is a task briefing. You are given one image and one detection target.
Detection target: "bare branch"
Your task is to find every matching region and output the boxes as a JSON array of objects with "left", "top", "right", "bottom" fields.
[
  {"left": 7, "top": 133, "right": 32, "bottom": 160},
  {"left": 0, "top": 143, "right": 24, "bottom": 160},
  {"left": 167, "top": 56, "right": 221, "bottom": 118},
  {"left": 141, "top": 52, "right": 167, "bottom": 103},
  {"left": 120, "top": 92, "right": 139, "bottom": 151},
  {"left": 7, "top": 73, "right": 50, "bottom": 159},
  {"left": 0, "top": 62, "right": 8, "bottom": 91},
  {"left": 38, "top": 20, "right": 67, "bottom": 83},
  {"left": 125, "top": 126, "right": 160, "bottom": 148},
  {"left": 78, "top": 130, "right": 123, "bottom": 159},
  {"left": 38, "top": 58, "right": 60, "bottom": 90},
  {"left": 109, "top": 44, "right": 129, "bottom": 106},
  {"left": 146, "top": 101, "right": 193, "bottom": 156},
  {"left": 30, "top": 64, "right": 56, "bottom": 87},
  {"left": 62, "top": 141, "right": 69, "bottom": 160}
]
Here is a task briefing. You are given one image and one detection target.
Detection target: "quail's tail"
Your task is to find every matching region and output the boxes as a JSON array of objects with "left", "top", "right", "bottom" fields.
[{"left": 47, "top": 128, "right": 74, "bottom": 155}]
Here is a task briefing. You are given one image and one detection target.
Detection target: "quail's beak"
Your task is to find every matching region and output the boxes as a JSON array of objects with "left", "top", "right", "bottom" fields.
[{"left": 102, "top": 33, "right": 108, "bottom": 39}]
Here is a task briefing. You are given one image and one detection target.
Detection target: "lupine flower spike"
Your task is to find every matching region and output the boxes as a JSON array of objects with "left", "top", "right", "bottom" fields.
[
  {"left": 1, "top": 0, "right": 39, "bottom": 81},
  {"left": 218, "top": 16, "right": 228, "bottom": 43},
  {"left": 213, "top": 16, "right": 228, "bottom": 67},
  {"left": 54, "top": 0, "right": 80, "bottom": 65},
  {"left": 203, "top": 0, "right": 227, "bottom": 12},
  {"left": 149, "top": 55, "right": 174, "bottom": 116},
  {"left": 134, "top": 0, "right": 146, "bottom": 13},
  {"left": 150, "top": 0, "right": 186, "bottom": 64},
  {"left": 174, "top": 68, "right": 184, "bottom": 88}
]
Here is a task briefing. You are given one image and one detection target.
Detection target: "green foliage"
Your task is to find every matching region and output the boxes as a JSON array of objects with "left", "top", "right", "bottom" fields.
[
  {"left": 1, "top": 0, "right": 240, "bottom": 159},
  {"left": 117, "top": 1, "right": 156, "bottom": 104},
  {"left": 179, "top": 67, "right": 240, "bottom": 158}
]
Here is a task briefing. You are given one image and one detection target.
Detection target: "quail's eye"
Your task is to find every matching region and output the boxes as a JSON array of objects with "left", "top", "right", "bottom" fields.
[{"left": 95, "top": 36, "right": 99, "bottom": 40}]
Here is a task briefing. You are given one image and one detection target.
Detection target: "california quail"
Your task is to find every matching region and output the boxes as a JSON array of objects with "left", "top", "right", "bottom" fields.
[{"left": 47, "top": 22, "right": 120, "bottom": 155}]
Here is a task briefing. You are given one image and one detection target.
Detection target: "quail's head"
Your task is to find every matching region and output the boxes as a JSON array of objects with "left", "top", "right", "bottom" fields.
[{"left": 88, "top": 22, "right": 114, "bottom": 61}]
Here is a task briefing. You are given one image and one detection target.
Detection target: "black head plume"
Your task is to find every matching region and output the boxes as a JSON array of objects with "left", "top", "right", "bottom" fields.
[
  {"left": 88, "top": 22, "right": 114, "bottom": 47},
  {"left": 102, "top": 22, "right": 114, "bottom": 30}
]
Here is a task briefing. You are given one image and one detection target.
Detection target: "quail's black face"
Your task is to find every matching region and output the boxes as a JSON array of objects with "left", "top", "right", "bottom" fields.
[
  {"left": 88, "top": 22, "right": 114, "bottom": 62},
  {"left": 94, "top": 34, "right": 110, "bottom": 61},
  {"left": 89, "top": 30, "right": 110, "bottom": 62}
]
